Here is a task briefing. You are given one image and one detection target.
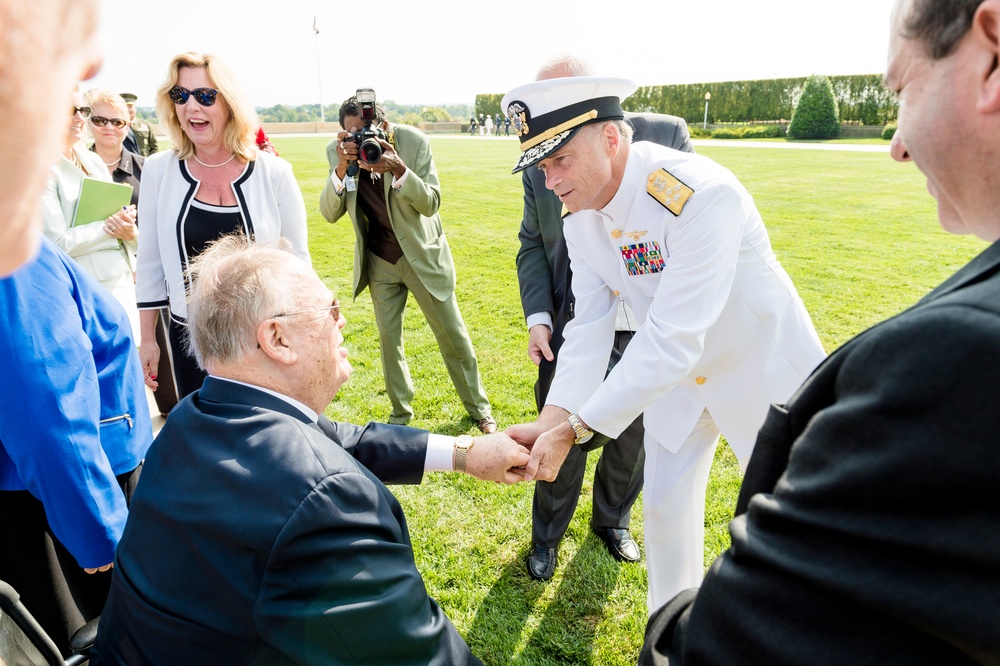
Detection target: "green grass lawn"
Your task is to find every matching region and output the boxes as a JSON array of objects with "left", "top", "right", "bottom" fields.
[{"left": 271, "top": 135, "right": 984, "bottom": 665}]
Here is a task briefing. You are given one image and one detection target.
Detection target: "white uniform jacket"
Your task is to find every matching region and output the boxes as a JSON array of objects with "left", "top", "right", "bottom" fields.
[
  {"left": 135, "top": 150, "right": 309, "bottom": 322},
  {"left": 547, "top": 142, "right": 826, "bottom": 460}
]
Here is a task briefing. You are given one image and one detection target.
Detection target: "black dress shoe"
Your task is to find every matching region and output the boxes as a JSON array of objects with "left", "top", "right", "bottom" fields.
[
  {"left": 526, "top": 544, "right": 557, "bottom": 580},
  {"left": 593, "top": 526, "right": 641, "bottom": 563}
]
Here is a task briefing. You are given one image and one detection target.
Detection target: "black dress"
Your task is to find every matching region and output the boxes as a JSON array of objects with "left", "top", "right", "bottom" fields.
[{"left": 166, "top": 199, "right": 246, "bottom": 397}]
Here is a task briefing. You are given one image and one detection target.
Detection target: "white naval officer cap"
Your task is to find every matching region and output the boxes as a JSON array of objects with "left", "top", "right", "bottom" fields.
[{"left": 501, "top": 76, "right": 637, "bottom": 173}]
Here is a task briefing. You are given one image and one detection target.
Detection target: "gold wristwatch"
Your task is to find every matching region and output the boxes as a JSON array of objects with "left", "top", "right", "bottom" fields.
[
  {"left": 454, "top": 435, "right": 475, "bottom": 473},
  {"left": 567, "top": 413, "right": 594, "bottom": 445}
]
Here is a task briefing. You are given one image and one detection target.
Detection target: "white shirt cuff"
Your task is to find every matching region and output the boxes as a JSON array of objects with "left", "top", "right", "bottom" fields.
[
  {"left": 425, "top": 433, "right": 455, "bottom": 472},
  {"left": 391, "top": 167, "right": 410, "bottom": 192},
  {"left": 329, "top": 172, "right": 345, "bottom": 195},
  {"left": 526, "top": 312, "right": 553, "bottom": 332}
]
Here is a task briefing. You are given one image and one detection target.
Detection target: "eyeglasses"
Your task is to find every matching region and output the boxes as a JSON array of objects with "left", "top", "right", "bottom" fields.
[
  {"left": 72, "top": 106, "right": 92, "bottom": 118},
  {"left": 168, "top": 86, "right": 219, "bottom": 106},
  {"left": 272, "top": 299, "right": 341, "bottom": 320},
  {"left": 90, "top": 115, "right": 129, "bottom": 129}
]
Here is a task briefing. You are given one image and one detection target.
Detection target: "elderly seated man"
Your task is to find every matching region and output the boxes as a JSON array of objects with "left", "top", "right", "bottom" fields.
[{"left": 93, "top": 235, "right": 529, "bottom": 665}]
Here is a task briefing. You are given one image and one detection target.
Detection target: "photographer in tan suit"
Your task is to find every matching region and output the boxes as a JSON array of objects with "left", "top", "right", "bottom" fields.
[{"left": 320, "top": 91, "right": 497, "bottom": 434}]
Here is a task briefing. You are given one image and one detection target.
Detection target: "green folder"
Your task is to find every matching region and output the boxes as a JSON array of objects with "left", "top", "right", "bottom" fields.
[{"left": 71, "top": 177, "right": 133, "bottom": 227}]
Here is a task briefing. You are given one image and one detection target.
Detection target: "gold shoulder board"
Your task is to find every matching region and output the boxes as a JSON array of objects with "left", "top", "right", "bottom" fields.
[{"left": 647, "top": 168, "right": 694, "bottom": 217}]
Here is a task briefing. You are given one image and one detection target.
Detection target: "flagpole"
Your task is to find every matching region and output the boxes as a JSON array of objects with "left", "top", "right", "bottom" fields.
[{"left": 314, "top": 14, "right": 325, "bottom": 123}]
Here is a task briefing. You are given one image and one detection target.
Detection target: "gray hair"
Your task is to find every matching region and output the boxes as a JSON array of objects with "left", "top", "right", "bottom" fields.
[
  {"left": 579, "top": 119, "right": 634, "bottom": 145},
  {"left": 185, "top": 234, "right": 301, "bottom": 368},
  {"left": 536, "top": 54, "right": 593, "bottom": 81},
  {"left": 610, "top": 119, "right": 634, "bottom": 144},
  {"left": 904, "top": 0, "right": 985, "bottom": 59}
]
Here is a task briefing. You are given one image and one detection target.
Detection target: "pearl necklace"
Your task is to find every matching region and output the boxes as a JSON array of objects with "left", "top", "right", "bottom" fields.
[
  {"left": 104, "top": 157, "right": 121, "bottom": 167},
  {"left": 192, "top": 153, "right": 236, "bottom": 168}
]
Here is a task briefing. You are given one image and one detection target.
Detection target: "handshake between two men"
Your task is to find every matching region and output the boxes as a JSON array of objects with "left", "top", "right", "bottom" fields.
[{"left": 480, "top": 406, "right": 581, "bottom": 485}]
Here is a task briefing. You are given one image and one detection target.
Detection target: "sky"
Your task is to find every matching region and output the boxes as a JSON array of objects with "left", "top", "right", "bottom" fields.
[{"left": 88, "top": 0, "right": 896, "bottom": 110}]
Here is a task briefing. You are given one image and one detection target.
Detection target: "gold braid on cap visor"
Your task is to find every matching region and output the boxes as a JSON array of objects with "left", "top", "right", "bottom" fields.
[
  {"left": 516, "top": 95, "right": 625, "bottom": 150},
  {"left": 516, "top": 131, "right": 573, "bottom": 169},
  {"left": 521, "top": 110, "right": 597, "bottom": 151}
]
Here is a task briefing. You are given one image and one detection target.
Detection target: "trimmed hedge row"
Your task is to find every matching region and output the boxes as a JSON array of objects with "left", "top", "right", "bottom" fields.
[
  {"left": 693, "top": 124, "right": 786, "bottom": 139},
  {"left": 479, "top": 74, "right": 897, "bottom": 127},
  {"left": 627, "top": 74, "right": 896, "bottom": 126}
]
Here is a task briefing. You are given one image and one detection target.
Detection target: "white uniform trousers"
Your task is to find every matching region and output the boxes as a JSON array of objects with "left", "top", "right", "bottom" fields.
[{"left": 643, "top": 408, "right": 723, "bottom": 613}]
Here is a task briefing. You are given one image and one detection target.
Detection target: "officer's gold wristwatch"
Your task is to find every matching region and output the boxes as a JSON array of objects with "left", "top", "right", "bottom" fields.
[
  {"left": 567, "top": 413, "right": 594, "bottom": 445},
  {"left": 454, "top": 435, "right": 475, "bottom": 473}
]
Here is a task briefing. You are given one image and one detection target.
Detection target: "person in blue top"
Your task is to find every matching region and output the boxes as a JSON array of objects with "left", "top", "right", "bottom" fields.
[{"left": 0, "top": 235, "right": 153, "bottom": 656}]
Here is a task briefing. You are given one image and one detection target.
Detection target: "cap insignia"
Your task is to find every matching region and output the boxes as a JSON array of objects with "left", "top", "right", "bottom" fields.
[{"left": 507, "top": 101, "right": 529, "bottom": 137}]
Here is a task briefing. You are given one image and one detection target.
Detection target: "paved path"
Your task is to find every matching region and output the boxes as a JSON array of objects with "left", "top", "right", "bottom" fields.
[{"left": 691, "top": 138, "right": 889, "bottom": 152}]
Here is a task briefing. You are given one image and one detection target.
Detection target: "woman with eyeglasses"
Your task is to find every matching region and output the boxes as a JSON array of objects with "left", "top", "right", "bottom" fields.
[
  {"left": 86, "top": 89, "right": 144, "bottom": 207},
  {"left": 40, "top": 86, "right": 140, "bottom": 338},
  {"left": 86, "top": 88, "right": 184, "bottom": 417},
  {"left": 136, "top": 52, "right": 309, "bottom": 401}
]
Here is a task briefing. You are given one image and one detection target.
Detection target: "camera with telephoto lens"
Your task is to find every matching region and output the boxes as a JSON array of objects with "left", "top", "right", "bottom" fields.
[{"left": 345, "top": 88, "right": 387, "bottom": 167}]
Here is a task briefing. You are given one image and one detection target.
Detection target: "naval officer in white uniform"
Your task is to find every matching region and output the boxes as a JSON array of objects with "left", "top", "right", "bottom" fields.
[{"left": 503, "top": 76, "right": 827, "bottom": 611}]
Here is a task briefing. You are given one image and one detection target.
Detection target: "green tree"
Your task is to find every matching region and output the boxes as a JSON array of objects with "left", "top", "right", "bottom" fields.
[
  {"left": 420, "top": 106, "right": 452, "bottom": 122},
  {"left": 398, "top": 112, "right": 423, "bottom": 127},
  {"left": 788, "top": 75, "right": 841, "bottom": 139},
  {"left": 476, "top": 94, "right": 504, "bottom": 120}
]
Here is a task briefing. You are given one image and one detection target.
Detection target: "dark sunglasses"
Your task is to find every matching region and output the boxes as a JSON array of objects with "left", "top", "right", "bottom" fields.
[
  {"left": 90, "top": 115, "right": 128, "bottom": 129},
  {"left": 72, "top": 106, "right": 92, "bottom": 118},
  {"left": 168, "top": 86, "right": 219, "bottom": 106}
]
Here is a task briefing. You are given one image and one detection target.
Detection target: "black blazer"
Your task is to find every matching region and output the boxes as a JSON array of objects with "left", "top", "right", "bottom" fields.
[
  {"left": 94, "top": 377, "right": 481, "bottom": 665},
  {"left": 640, "top": 240, "right": 1000, "bottom": 665}
]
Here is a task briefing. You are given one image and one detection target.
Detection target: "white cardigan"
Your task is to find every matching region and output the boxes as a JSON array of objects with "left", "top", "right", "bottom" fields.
[
  {"left": 135, "top": 150, "right": 310, "bottom": 322},
  {"left": 40, "top": 145, "right": 137, "bottom": 284}
]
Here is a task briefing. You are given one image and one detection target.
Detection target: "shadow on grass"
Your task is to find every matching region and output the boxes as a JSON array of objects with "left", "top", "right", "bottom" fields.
[{"left": 466, "top": 537, "right": 623, "bottom": 665}]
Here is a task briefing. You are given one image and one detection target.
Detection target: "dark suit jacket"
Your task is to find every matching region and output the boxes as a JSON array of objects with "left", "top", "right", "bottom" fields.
[
  {"left": 93, "top": 377, "right": 480, "bottom": 665},
  {"left": 640, "top": 240, "right": 1000, "bottom": 665},
  {"left": 516, "top": 112, "right": 694, "bottom": 407}
]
